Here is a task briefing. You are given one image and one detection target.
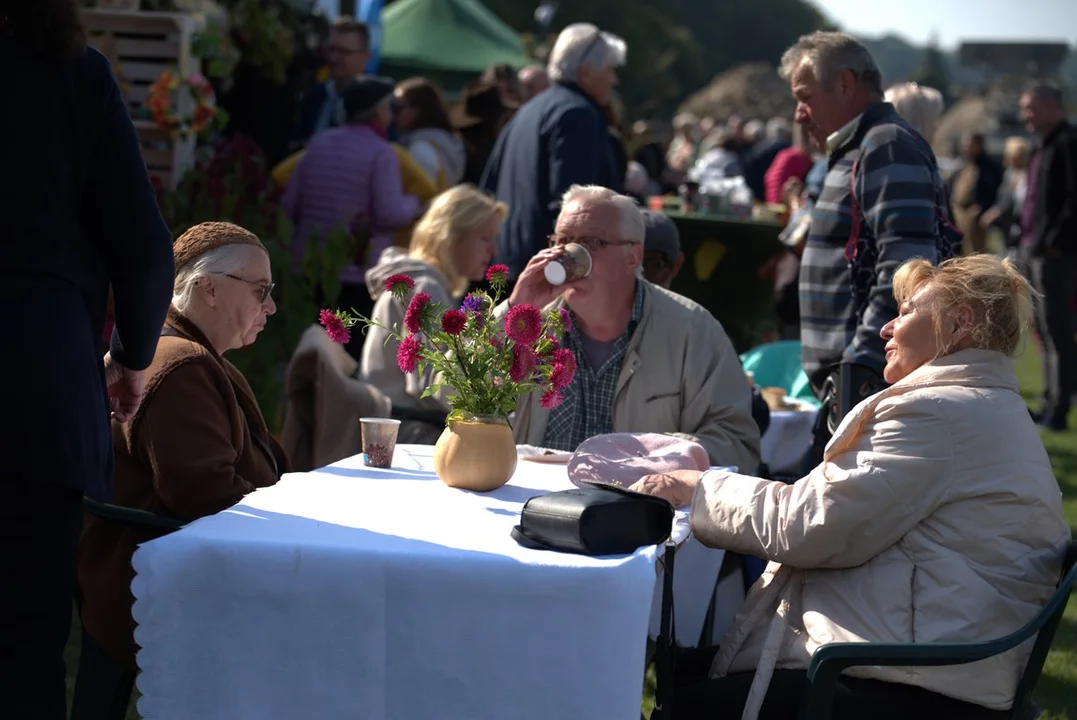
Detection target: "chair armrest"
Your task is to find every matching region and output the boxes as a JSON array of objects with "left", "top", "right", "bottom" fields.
[
  {"left": 83, "top": 498, "right": 186, "bottom": 532},
  {"left": 801, "top": 538, "right": 1076, "bottom": 720},
  {"left": 800, "top": 637, "right": 1034, "bottom": 720},
  {"left": 810, "top": 639, "right": 1013, "bottom": 673}
]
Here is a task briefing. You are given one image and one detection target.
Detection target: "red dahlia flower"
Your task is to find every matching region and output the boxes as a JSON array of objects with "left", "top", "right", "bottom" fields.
[{"left": 504, "top": 304, "right": 543, "bottom": 345}]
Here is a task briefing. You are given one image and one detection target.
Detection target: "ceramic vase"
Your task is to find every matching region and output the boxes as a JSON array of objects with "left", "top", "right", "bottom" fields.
[{"left": 432, "top": 413, "right": 517, "bottom": 492}]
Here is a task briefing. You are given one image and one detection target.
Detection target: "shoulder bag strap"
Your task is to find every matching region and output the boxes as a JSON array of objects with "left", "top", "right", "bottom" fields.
[{"left": 845, "top": 158, "right": 862, "bottom": 264}]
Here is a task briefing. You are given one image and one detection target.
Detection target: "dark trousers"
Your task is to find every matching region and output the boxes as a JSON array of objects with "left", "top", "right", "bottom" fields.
[
  {"left": 801, "top": 404, "right": 830, "bottom": 475},
  {"left": 1024, "top": 251, "right": 1077, "bottom": 427},
  {"left": 336, "top": 281, "right": 374, "bottom": 362},
  {"left": 0, "top": 481, "right": 83, "bottom": 720},
  {"left": 674, "top": 668, "right": 1009, "bottom": 720},
  {"left": 71, "top": 630, "right": 136, "bottom": 720}
]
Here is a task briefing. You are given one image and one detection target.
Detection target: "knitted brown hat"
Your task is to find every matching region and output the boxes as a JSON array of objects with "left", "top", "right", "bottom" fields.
[{"left": 173, "top": 221, "right": 267, "bottom": 271}]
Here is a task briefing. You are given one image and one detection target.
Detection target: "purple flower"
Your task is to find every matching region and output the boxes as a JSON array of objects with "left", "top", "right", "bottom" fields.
[{"left": 461, "top": 293, "right": 485, "bottom": 313}]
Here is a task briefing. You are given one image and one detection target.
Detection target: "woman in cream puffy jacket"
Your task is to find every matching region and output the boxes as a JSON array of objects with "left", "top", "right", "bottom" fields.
[{"left": 631, "top": 254, "right": 1070, "bottom": 720}]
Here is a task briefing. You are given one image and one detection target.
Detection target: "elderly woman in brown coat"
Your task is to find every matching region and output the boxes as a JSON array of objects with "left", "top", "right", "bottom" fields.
[{"left": 73, "top": 222, "right": 289, "bottom": 720}]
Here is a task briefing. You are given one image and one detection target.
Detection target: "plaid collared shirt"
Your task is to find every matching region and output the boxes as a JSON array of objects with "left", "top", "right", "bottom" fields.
[{"left": 541, "top": 282, "right": 645, "bottom": 452}]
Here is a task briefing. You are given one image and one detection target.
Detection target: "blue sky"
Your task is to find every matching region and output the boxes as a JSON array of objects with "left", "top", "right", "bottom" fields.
[{"left": 810, "top": 0, "right": 1077, "bottom": 49}]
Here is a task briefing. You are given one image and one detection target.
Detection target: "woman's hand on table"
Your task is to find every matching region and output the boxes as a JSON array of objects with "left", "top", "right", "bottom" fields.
[{"left": 629, "top": 470, "right": 703, "bottom": 507}]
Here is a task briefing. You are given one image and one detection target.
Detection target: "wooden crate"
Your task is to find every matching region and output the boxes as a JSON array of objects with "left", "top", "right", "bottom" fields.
[
  {"left": 133, "top": 119, "right": 196, "bottom": 192},
  {"left": 83, "top": 9, "right": 203, "bottom": 189},
  {"left": 83, "top": 8, "right": 201, "bottom": 112}
]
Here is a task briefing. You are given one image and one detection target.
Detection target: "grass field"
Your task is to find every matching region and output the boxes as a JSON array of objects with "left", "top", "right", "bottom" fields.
[
  {"left": 63, "top": 346, "right": 1076, "bottom": 719},
  {"left": 1013, "top": 347, "right": 1077, "bottom": 720}
]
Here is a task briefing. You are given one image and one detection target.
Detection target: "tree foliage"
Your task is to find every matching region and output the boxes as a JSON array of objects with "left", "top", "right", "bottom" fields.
[
  {"left": 908, "top": 35, "right": 953, "bottom": 104},
  {"left": 387, "top": 0, "right": 825, "bottom": 118}
]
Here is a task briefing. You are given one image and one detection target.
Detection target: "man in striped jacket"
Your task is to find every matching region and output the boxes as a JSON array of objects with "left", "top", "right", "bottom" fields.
[{"left": 780, "top": 32, "right": 954, "bottom": 463}]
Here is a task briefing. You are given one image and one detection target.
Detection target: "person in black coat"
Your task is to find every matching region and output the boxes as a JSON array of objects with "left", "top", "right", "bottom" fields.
[
  {"left": 0, "top": 2, "right": 175, "bottom": 716},
  {"left": 1018, "top": 83, "right": 1077, "bottom": 431},
  {"left": 480, "top": 23, "right": 626, "bottom": 280},
  {"left": 292, "top": 17, "right": 372, "bottom": 150}
]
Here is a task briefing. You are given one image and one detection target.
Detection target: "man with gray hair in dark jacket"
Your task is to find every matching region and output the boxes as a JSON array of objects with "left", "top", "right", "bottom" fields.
[{"left": 481, "top": 23, "right": 626, "bottom": 281}]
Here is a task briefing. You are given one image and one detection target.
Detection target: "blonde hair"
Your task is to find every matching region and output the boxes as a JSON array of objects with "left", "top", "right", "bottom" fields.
[
  {"left": 884, "top": 83, "right": 944, "bottom": 140},
  {"left": 1003, "top": 136, "right": 1030, "bottom": 169},
  {"left": 408, "top": 185, "right": 507, "bottom": 297},
  {"left": 893, "top": 255, "right": 1038, "bottom": 357}
]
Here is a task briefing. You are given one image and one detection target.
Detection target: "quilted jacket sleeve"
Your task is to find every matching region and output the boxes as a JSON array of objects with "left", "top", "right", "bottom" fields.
[{"left": 689, "top": 392, "right": 955, "bottom": 569}]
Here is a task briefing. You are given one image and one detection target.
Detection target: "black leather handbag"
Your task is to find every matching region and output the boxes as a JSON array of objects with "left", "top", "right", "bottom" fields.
[{"left": 510, "top": 482, "right": 674, "bottom": 556}]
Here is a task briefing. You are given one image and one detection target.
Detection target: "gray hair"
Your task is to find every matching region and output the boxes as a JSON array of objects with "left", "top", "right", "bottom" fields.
[
  {"left": 884, "top": 83, "right": 944, "bottom": 139},
  {"left": 560, "top": 185, "right": 644, "bottom": 244},
  {"left": 547, "top": 23, "right": 627, "bottom": 84},
  {"left": 779, "top": 31, "right": 883, "bottom": 96},
  {"left": 172, "top": 244, "right": 263, "bottom": 313}
]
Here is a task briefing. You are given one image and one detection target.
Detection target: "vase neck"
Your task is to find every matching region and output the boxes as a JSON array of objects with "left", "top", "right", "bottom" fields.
[{"left": 461, "top": 412, "right": 508, "bottom": 425}]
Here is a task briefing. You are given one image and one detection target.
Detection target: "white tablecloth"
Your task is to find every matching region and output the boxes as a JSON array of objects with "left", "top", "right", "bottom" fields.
[
  {"left": 131, "top": 445, "right": 727, "bottom": 720},
  {"left": 760, "top": 409, "right": 816, "bottom": 475}
]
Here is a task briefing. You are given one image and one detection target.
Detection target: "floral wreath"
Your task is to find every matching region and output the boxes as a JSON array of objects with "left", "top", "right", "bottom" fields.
[{"left": 146, "top": 69, "right": 218, "bottom": 138}]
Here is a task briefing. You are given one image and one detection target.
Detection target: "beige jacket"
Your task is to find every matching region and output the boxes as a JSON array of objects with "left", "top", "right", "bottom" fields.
[
  {"left": 509, "top": 282, "right": 761, "bottom": 471},
  {"left": 691, "top": 349, "right": 1070, "bottom": 716},
  {"left": 282, "top": 326, "right": 392, "bottom": 471},
  {"left": 361, "top": 248, "right": 453, "bottom": 414}
]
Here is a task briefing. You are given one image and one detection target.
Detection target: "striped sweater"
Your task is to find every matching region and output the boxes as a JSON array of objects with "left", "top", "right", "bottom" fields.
[{"left": 800, "top": 102, "right": 947, "bottom": 394}]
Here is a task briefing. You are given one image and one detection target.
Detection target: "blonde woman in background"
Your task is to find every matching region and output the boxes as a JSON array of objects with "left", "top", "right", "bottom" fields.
[
  {"left": 884, "top": 82, "right": 945, "bottom": 142},
  {"left": 981, "top": 137, "right": 1031, "bottom": 260},
  {"left": 362, "top": 185, "right": 506, "bottom": 442}
]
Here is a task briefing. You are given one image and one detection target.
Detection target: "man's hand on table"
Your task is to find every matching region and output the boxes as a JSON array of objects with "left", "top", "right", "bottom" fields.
[{"left": 629, "top": 469, "right": 703, "bottom": 507}]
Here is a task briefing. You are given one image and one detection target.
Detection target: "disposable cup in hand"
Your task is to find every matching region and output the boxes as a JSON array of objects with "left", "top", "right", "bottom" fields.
[
  {"left": 543, "top": 243, "right": 592, "bottom": 286},
  {"left": 360, "top": 418, "right": 401, "bottom": 468}
]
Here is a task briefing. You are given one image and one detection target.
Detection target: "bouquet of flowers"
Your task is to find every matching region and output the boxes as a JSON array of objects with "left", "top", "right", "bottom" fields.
[{"left": 319, "top": 265, "right": 577, "bottom": 422}]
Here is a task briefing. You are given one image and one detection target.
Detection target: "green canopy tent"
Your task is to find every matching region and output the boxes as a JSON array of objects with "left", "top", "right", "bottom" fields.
[{"left": 378, "top": 0, "right": 532, "bottom": 94}]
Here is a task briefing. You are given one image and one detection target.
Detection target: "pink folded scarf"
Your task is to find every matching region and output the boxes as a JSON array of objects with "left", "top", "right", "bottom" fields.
[{"left": 567, "top": 433, "right": 710, "bottom": 488}]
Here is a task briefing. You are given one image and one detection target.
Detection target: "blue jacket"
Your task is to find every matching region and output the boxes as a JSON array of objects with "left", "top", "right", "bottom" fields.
[{"left": 480, "top": 82, "right": 623, "bottom": 278}]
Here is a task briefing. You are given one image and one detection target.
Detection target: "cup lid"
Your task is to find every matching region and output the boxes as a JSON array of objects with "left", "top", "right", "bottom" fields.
[{"left": 544, "top": 262, "right": 567, "bottom": 285}]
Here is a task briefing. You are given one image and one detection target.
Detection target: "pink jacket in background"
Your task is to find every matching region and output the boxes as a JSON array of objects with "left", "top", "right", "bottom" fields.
[
  {"left": 763, "top": 146, "right": 812, "bottom": 204},
  {"left": 281, "top": 124, "right": 421, "bottom": 286}
]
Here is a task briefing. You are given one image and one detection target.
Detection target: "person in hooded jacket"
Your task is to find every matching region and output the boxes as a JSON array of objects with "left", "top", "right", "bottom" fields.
[
  {"left": 362, "top": 185, "right": 506, "bottom": 442},
  {"left": 393, "top": 77, "right": 467, "bottom": 189}
]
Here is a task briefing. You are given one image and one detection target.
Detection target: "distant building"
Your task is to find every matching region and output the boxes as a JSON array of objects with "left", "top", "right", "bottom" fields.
[
  {"left": 957, "top": 42, "right": 1069, "bottom": 82},
  {"left": 950, "top": 42, "right": 1072, "bottom": 154}
]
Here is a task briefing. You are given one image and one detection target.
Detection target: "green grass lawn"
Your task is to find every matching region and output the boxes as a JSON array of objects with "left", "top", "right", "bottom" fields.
[
  {"left": 1013, "top": 346, "right": 1077, "bottom": 720},
  {"left": 63, "top": 345, "right": 1076, "bottom": 719}
]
